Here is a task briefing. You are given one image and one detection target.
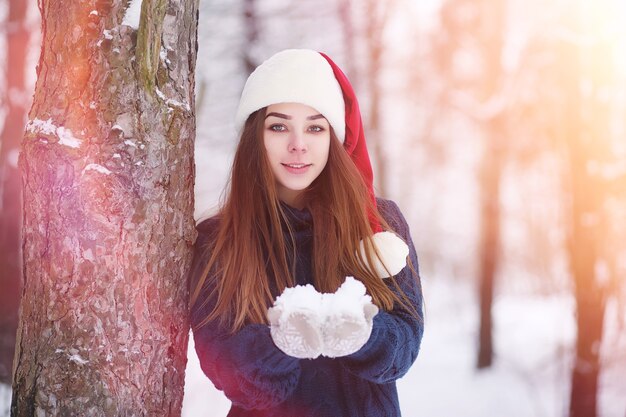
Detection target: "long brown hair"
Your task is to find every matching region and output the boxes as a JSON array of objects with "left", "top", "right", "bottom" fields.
[{"left": 191, "top": 107, "right": 417, "bottom": 331}]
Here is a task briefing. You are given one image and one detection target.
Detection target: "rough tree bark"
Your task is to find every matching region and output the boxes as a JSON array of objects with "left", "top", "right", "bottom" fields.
[
  {"left": 0, "top": 0, "right": 31, "bottom": 385},
  {"left": 11, "top": 0, "right": 198, "bottom": 415}
]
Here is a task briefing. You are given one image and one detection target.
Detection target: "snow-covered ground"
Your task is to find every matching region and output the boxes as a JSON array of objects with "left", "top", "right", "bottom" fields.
[
  {"left": 2, "top": 276, "right": 624, "bottom": 416},
  {"left": 181, "top": 276, "right": 626, "bottom": 417}
]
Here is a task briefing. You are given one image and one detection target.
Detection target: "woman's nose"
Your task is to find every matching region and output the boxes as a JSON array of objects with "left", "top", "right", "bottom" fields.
[{"left": 288, "top": 131, "right": 307, "bottom": 152}]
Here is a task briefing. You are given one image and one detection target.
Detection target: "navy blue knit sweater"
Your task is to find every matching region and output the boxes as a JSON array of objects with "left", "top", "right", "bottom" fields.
[{"left": 189, "top": 198, "right": 424, "bottom": 417}]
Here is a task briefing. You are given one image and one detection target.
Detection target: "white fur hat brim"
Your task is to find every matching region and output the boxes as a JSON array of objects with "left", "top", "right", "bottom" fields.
[{"left": 234, "top": 49, "right": 346, "bottom": 142}]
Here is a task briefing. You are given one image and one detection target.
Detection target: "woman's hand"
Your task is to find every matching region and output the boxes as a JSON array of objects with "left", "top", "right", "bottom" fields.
[
  {"left": 321, "top": 277, "right": 378, "bottom": 358},
  {"left": 268, "top": 278, "right": 378, "bottom": 359},
  {"left": 267, "top": 284, "right": 325, "bottom": 359}
]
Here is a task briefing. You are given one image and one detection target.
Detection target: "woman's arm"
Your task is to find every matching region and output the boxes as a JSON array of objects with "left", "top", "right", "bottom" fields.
[
  {"left": 191, "top": 319, "right": 301, "bottom": 410},
  {"left": 340, "top": 199, "right": 424, "bottom": 383},
  {"left": 189, "top": 219, "right": 301, "bottom": 410}
]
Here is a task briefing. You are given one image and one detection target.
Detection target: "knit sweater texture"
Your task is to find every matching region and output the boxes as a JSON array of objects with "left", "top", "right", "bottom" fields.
[{"left": 189, "top": 198, "right": 424, "bottom": 417}]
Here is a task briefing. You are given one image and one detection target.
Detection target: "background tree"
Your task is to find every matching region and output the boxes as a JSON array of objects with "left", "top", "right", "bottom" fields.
[
  {"left": 0, "top": 0, "right": 32, "bottom": 385},
  {"left": 11, "top": 0, "right": 198, "bottom": 414},
  {"left": 516, "top": 1, "right": 623, "bottom": 414},
  {"left": 242, "top": 0, "right": 259, "bottom": 74},
  {"left": 474, "top": 0, "right": 506, "bottom": 369},
  {"left": 432, "top": 0, "right": 508, "bottom": 368},
  {"left": 558, "top": 2, "right": 614, "bottom": 416},
  {"left": 338, "top": 0, "right": 357, "bottom": 82},
  {"left": 362, "top": 0, "right": 395, "bottom": 196}
]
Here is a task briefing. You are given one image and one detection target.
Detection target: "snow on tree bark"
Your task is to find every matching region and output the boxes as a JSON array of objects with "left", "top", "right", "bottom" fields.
[{"left": 11, "top": 0, "right": 199, "bottom": 415}]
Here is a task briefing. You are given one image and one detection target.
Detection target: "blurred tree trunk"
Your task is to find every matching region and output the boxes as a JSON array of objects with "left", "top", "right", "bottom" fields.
[
  {"left": 242, "top": 0, "right": 258, "bottom": 74},
  {"left": 564, "top": 70, "right": 605, "bottom": 417},
  {"left": 476, "top": 0, "right": 506, "bottom": 369},
  {"left": 338, "top": 0, "right": 357, "bottom": 83},
  {"left": 561, "top": 1, "right": 613, "bottom": 417},
  {"left": 11, "top": 0, "right": 198, "bottom": 415},
  {"left": 562, "top": 3, "right": 612, "bottom": 417},
  {"left": 363, "top": 0, "right": 393, "bottom": 196},
  {"left": 432, "top": 4, "right": 507, "bottom": 364},
  {"left": 0, "top": 0, "right": 31, "bottom": 385},
  {"left": 476, "top": 118, "right": 503, "bottom": 369}
]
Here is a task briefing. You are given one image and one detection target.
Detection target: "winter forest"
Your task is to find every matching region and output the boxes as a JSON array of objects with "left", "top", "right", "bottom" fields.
[{"left": 1, "top": 0, "right": 626, "bottom": 416}]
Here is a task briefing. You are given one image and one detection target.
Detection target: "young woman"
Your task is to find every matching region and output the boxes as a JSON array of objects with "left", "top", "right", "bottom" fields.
[{"left": 189, "top": 49, "right": 424, "bottom": 417}]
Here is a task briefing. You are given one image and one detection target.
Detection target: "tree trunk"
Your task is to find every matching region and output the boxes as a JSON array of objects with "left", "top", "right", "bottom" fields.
[
  {"left": 338, "top": 0, "right": 357, "bottom": 84},
  {"left": 563, "top": 3, "right": 612, "bottom": 416},
  {"left": 11, "top": 0, "right": 198, "bottom": 415},
  {"left": 0, "top": 0, "right": 31, "bottom": 385},
  {"left": 364, "top": 0, "right": 392, "bottom": 196},
  {"left": 566, "top": 110, "right": 605, "bottom": 417},
  {"left": 476, "top": 0, "right": 505, "bottom": 370},
  {"left": 476, "top": 124, "right": 503, "bottom": 369},
  {"left": 242, "top": 0, "right": 258, "bottom": 75}
]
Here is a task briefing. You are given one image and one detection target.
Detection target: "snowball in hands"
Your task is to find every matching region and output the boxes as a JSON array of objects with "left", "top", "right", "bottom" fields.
[
  {"left": 268, "top": 277, "right": 378, "bottom": 359},
  {"left": 267, "top": 284, "right": 325, "bottom": 359},
  {"left": 321, "top": 277, "right": 379, "bottom": 358}
]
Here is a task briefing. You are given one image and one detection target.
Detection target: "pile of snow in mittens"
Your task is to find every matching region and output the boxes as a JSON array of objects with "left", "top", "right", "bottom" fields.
[{"left": 269, "top": 277, "right": 378, "bottom": 358}]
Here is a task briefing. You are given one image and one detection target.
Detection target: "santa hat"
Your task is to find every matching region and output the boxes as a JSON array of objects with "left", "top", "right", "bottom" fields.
[{"left": 235, "top": 49, "right": 409, "bottom": 278}]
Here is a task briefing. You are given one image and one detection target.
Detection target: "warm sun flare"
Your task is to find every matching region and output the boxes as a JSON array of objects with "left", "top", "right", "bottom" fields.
[{"left": 579, "top": 0, "right": 626, "bottom": 76}]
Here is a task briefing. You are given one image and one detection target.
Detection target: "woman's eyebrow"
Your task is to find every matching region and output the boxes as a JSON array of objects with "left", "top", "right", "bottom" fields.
[
  {"left": 265, "top": 112, "right": 325, "bottom": 120},
  {"left": 265, "top": 112, "right": 290, "bottom": 120}
]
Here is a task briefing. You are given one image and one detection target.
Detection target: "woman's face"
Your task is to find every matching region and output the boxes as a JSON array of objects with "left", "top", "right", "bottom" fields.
[{"left": 263, "top": 102, "right": 331, "bottom": 207}]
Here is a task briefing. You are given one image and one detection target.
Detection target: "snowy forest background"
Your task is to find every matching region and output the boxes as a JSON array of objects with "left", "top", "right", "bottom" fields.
[{"left": 1, "top": 0, "right": 626, "bottom": 416}]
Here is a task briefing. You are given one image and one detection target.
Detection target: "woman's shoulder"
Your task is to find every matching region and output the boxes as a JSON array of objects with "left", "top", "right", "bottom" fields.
[
  {"left": 375, "top": 197, "right": 402, "bottom": 216},
  {"left": 375, "top": 197, "right": 409, "bottom": 234},
  {"left": 196, "top": 215, "right": 221, "bottom": 234},
  {"left": 194, "top": 215, "right": 222, "bottom": 249}
]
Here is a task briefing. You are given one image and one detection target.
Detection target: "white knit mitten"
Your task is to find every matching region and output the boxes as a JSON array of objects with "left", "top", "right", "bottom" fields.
[
  {"left": 321, "top": 277, "right": 378, "bottom": 358},
  {"left": 267, "top": 284, "right": 325, "bottom": 359}
]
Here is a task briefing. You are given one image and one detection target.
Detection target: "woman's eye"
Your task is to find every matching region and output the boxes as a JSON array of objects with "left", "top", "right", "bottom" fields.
[
  {"left": 308, "top": 125, "right": 325, "bottom": 133},
  {"left": 268, "top": 124, "right": 286, "bottom": 132}
]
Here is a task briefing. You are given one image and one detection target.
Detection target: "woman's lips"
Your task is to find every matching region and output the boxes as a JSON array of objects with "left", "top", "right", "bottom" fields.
[{"left": 281, "top": 163, "right": 312, "bottom": 174}]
